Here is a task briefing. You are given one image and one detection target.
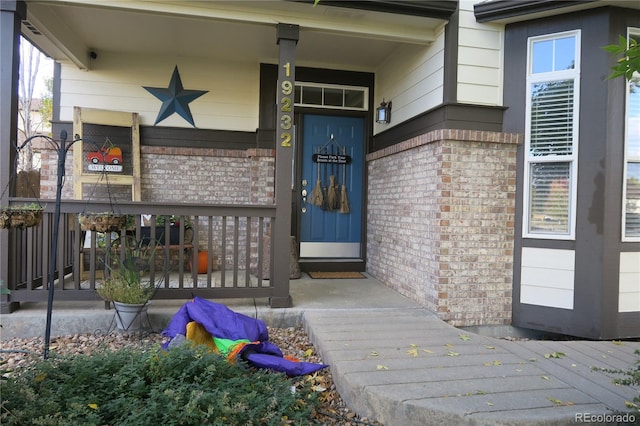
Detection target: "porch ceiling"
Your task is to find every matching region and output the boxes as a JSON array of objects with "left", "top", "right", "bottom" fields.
[{"left": 22, "top": 0, "right": 448, "bottom": 72}]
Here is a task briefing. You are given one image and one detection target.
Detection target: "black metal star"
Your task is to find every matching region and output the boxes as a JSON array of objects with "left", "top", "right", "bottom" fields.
[{"left": 143, "top": 65, "right": 208, "bottom": 127}]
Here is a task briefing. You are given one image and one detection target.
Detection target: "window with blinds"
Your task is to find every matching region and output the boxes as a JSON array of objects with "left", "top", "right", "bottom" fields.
[
  {"left": 624, "top": 32, "right": 640, "bottom": 240},
  {"left": 524, "top": 31, "right": 580, "bottom": 239},
  {"left": 530, "top": 81, "right": 574, "bottom": 157}
]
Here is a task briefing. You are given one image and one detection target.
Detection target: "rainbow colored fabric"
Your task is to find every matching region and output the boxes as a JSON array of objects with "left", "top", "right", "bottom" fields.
[{"left": 162, "top": 297, "right": 327, "bottom": 376}]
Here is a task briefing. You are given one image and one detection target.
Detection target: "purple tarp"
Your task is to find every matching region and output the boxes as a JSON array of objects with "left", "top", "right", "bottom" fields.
[{"left": 162, "top": 297, "right": 328, "bottom": 376}]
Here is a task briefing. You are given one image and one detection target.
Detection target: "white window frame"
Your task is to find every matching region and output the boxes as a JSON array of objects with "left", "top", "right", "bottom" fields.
[
  {"left": 294, "top": 82, "right": 369, "bottom": 111},
  {"left": 523, "top": 30, "right": 581, "bottom": 240},
  {"left": 622, "top": 28, "right": 640, "bottom": 242}
]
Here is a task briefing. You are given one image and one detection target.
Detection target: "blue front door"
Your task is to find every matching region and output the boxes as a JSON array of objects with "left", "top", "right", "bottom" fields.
[{"left": 300, "top": 115, "right": 364, "bottom": 258}]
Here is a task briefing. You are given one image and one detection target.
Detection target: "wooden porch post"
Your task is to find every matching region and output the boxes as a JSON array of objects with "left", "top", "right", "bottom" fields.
[
  {"left": 0, "top": 1, "right": 25, "bottom": 314},
  {"left": 269, "top": 23, "right": 298, "bottom": 308}
]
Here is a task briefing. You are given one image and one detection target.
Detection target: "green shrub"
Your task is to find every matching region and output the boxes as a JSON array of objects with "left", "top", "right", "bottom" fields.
[
  {"left": 0, "top": 344, "right": 319, "bottom": 425},
  {"left": 593, "top": 349, "right": 640, "bottom": 419}
]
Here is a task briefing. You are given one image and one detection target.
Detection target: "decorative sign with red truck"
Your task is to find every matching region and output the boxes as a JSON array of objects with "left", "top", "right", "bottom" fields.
[{"left": 86, "top": 138, "right": 124, "bottom": 172}]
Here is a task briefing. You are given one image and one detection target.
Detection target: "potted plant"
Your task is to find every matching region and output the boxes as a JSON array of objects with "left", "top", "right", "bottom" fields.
[
  {"left": 140, "top": 215, "right": 193, "bottom": 245},
  {"left": 0, "top": 203, "right": 44, "bottom": 229},
  {"left": 97, "top": 237, "right": 162, "bottom": 330},
  {"left": 78, "top": 212, "right": 130, "bottom": 233}
]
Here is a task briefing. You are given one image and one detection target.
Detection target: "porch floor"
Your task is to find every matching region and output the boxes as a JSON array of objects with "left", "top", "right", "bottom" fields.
[{"left": 1, "top": 273, "right": 638, "bottom": 426}]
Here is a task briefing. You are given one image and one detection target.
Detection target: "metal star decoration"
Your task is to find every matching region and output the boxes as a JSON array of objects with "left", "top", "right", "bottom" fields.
[{"left": 143, "top": 66, "right": 208, "bottom": 127}]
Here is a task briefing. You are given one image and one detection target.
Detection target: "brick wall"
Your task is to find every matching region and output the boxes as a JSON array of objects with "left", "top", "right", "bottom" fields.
[
  {"left": 39, "top": 145, "right": 275, "bottom": 270},
  {"left": 140, "top": 147, "right": 274, "bottom": 204},
  {"left": 40, "top": 146, "right": 275, "bottom": 204},
  {"left": 367, "top": 129, "right": 521, "bottom": 326}
]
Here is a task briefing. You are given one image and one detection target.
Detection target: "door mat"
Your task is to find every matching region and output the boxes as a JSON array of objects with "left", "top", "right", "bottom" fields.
[{"left": 307, "top": 271, "right": 365, "bottom": 279}]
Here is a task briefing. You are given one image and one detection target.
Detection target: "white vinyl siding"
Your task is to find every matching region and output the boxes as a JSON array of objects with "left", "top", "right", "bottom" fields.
[
  {"left": 374, "top": 35, "right": 444, "bottom": 134},
  {"left": 523, "top": 31, "right": 580, "bottom": 239},
  {"left": 59, "top": 52, "right": 260, "bottom": 131},
  {"left": 619, "top": 252, "right": 640, "bottom": 312},
  {"left": 623, "top": 30, "right": 640, "bottom": 241},
  {"left": 520, "top": 247, "right": 575, "bottom": 309},
  {"left": 457, "top": 1, "right": 503, "bottom": 106}
]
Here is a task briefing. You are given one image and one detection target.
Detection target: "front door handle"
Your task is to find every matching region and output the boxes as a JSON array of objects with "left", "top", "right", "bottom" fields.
[{"left": 301, "top": 189, "right": 307, "bottom": 213}]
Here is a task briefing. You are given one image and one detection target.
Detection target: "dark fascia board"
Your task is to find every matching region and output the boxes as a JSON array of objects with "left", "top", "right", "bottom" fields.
[
  {"left": 290, "top": 1, "right": 457, "bottom": 20},
  {"left": 474, "top": 0, "right": 598, "bottom": 23}
]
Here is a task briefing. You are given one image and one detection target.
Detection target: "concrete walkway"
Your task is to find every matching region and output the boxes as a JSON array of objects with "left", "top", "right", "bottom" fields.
[{"left": 1, "top": 273, "right": 638, "bottom": 425}]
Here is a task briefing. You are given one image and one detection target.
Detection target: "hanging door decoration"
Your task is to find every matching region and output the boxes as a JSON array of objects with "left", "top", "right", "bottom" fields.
[{"left": 309, "top": 135, "right": 352, "bottom": 214}]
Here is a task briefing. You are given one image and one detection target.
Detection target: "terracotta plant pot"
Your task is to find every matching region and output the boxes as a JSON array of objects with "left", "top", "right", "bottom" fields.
[{"left": 188, "top": 250, "right": 215, "bottom": 274}]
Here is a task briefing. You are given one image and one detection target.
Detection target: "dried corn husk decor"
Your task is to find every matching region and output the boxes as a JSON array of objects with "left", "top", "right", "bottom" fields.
[
  {"left": 310, "top": 160, "right": 324, "bottom": 207},
  {"left": 0, "top": 204, "right": 44, "bottom": 229},
  {"left": 327, "top": 175, "right": 339, "bottom": 211},
  {"left": 340, "top": 183, "right": 350, "bottom": 214},
  {"left": 78, "top": 212, "right": 127, "bottom": 232},
  {"left": 339, "top": 147, "right": 350, "bottom": 213}
]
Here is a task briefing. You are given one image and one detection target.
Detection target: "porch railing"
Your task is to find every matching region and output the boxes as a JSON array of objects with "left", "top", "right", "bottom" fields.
[{"left": 1, "top": 198, "right": 284, "bottom": 312}]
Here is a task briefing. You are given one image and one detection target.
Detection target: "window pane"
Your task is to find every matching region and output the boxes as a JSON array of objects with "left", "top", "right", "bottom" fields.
[
  {"left": 294, "top": 85, "right": 302, "bottom": 104},
  {"left": 324, "top": 88, "right": 343, "bottom": 107},
  {"left": 344, "top": 89, "right": 364, "bottom": 108},
  {"left": 301, "top": 86, "right": 322, "bottom": 105},
  {"left": 530, "top": 80, "right": 574, "bottom": 156},
  {"left": 532, "top": 36, "right": 575, "bottom": 73},
  {"left": 529, "top": 162, "right": 571, "bottom": 234},
  {"left": 554, "top": 36, "right": 576, "bottom": 71},
  {"left": 532, "top": 39, "right": 553, "bottom": 74},
  {"left": 628, "top": 77, "right": 640, "bottom": 158},
  {"left": 626, "top": 162, "right": 640, "bottom": 238}
]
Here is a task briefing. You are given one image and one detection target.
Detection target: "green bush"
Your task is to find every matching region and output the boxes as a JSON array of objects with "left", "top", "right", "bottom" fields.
[
  {"left": 593, "top": 348, "right": 640, "bottom": 419},
  {"left": 0, "top": 344, "right": 319, "bottom": 425}
]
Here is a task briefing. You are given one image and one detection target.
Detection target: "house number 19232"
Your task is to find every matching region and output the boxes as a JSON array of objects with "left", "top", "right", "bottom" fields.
[{"left": 280, "top": 63, "right": 293, "bottom": 147}]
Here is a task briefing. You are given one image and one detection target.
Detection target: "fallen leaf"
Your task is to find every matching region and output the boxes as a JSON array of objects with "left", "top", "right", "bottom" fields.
[
  {"left": 571, "top": 364, "right": 577, "bottom": 367},
  {"left": 406, "top": 348, "right": 418, "bottom": 357},
  {"left": 34, "top": 373, "right": 47, "bottom": 383},
  {"left": 544, "top": 352, "right": 565, "bottom": 359},
  {"left": 88, "top": 403, "right": 98, "bottom": 410},
  {"left": 541, "top": 376, "right": 550, "bottom": 380},
  {"left": 311, "top": 385, "right": 327, "bottom": 392},
  {"left": 458, "top": 334, "right": 471, "bottom": 341},
  {"left": 422, "top": 349, "right": 434, "bottom": 354},
  {"left": 376, "top": 365, "right": 388, "bottom": 370},
  {"left": 547, "top": 397, "right": 563, "bottom": 406},
  {"left": 445, "top": 343, "right": 454, "bottom": 348},
  {"left": 625, "top": 401, "right": 639, "bottom": 409},
  {"left": 487, "top": 402, "right": 494, "bottom": 406},
  {"left": 410, "top": 343, "right": 418, "bottom": 348},
  {"left": 369, "top": 351, "right": 378, "bottom": 357},
  {"left": 612, "top": 340, "right": 624, "bottom": 346},
  {"left": 492, "top": 360, "right": 502, "bottom": 366},
  {"left": 304, "top": 348, "right": 313, "bottom": 358},
  {"left": 447, "top": 351, "right": 460, "bottom": 357},
  {"left": 485, "top": 346, "right": 495, "bottom": 350}
]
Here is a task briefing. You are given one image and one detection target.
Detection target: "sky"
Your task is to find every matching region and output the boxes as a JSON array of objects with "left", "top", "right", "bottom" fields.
[{"left": 21, "top": 36, "right": 53, "bottom": 99}]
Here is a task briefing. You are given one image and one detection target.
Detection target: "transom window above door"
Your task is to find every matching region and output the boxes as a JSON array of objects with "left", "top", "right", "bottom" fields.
[{"left": 294, "top": 82, "right": 368, "bottom": 111}]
